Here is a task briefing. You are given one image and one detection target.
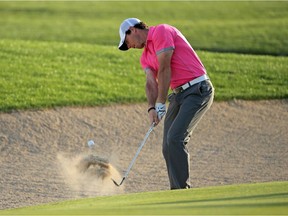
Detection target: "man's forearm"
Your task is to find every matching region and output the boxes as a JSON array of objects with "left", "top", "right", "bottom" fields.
[
  {"left": 156, "top": 50, "right": 173, "bottom": 104},
  {"left": 145, "top": 70, "right": 158, "bottom": 108},
  {"left": 157, "top": 67, "right": 171, "bottom": 104},
  {"left": 146, "top": 79, "right": 158, "bottom": 108},
  {"left": 146, "top": 73, "right": 161, "bottom": 125}
]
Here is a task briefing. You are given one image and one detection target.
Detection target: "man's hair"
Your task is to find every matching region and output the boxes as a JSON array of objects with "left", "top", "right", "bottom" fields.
[
  {"left": 134, "top": 22, "right": 148, "bottom": 29},
  {"left": 126, "top": 22, "right": 148, "bottom": 34}
]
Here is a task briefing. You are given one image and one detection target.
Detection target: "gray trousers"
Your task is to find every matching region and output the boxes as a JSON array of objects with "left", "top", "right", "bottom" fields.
[{"left": 163, "top": 80, "right": 214, "bottom": 189}]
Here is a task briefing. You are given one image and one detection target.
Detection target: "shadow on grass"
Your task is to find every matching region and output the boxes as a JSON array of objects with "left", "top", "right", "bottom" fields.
[{"left": 141, "top": 192, "right": 288, "bottom": 207}]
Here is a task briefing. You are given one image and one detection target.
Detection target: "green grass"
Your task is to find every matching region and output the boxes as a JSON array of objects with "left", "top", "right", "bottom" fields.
[
  {"left": 200, "top": 51, "right": 288, "bottom": 100},
  {"left": 1, "top": 39, "right": 287, "bottom": 112},
  {"left": 1, "top": 181, "right": 287, "bottom": 215},
  {"left": 0, "top": 1, "right": 287, "bottom": 56},
  {"left": 0, "top": 39, "right": 146, "bottom": 112}
]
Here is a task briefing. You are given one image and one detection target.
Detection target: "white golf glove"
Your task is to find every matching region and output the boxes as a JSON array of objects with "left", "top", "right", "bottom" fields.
[{"left": 155, "top": 103, "right": 166, "bottom": 120}]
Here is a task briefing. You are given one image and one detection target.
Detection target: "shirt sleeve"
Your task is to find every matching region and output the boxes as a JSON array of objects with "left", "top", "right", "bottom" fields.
[
  {"left": 152, "top": 24, "right": 175, "bottom": 55},
  {"left": 140, "top": 55, "right": 150, "bottom": 72},
  {"left": 140, "top": 56, "right": 157, "bottom": 79}
]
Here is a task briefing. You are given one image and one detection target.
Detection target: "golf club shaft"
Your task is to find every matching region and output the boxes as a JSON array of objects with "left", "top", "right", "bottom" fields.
[
  {"left": 112, "top": 123, "right": 155, "bottom": 186},
  {"left": 123, "top": 123, "right": 155, "bottom": 179}
]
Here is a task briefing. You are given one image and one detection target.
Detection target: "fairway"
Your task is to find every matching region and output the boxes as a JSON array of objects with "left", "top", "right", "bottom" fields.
[{"left": 1, "top": 181, "right": 287, "bottom": 215}]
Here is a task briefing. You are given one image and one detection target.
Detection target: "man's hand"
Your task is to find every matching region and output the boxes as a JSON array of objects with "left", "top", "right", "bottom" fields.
[
  {"left": 148, "top": 107, "right": 158, "bottom": 125},
  {"left": 156, "top": 103, "right": 166, "bottom": 120}
]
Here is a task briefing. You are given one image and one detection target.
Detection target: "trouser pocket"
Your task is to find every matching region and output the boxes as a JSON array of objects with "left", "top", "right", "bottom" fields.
[
  {"left": 168, "top": 92, "right": 176, "bottom": 102},
  {"left": 198, "top": 80, "right": 213, "bottom": 96}
]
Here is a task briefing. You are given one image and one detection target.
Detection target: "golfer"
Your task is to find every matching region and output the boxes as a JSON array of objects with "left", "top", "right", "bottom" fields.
[{"left": 118, "top": 18, "right": 214, "bottom": 189}]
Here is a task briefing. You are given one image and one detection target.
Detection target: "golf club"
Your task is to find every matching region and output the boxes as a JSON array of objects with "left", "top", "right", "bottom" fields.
[{"left": 112, "top": 122, "right": 155, "bottom": 186}]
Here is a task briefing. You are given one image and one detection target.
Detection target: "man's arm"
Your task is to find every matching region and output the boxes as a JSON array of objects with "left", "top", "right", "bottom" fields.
[
  {"left": 145, "top": 49, "right": 173, "bottom": 125},
  {"left": 145, "top": 69, "right": 159, "bottom": 124},
  {"left": 156, "top": 49, "right": 173, "bottom": 104}
]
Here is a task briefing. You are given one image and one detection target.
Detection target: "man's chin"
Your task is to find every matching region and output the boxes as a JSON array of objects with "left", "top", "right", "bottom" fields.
[{"left": 138, "top": 44, "right": 145, "bottom": 49}]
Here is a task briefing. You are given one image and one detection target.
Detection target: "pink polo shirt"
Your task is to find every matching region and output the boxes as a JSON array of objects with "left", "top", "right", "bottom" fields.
[{"left": 140, "top": 24, "right": 206, "bottom": 89}]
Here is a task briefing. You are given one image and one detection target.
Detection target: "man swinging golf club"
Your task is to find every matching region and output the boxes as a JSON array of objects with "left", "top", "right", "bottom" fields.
[{"left": 118, "top": 18, "right": 214, "bottom": 189}]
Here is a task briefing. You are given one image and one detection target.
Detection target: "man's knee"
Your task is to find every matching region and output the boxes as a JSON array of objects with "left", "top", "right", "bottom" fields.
[{"left": 166, "top": 132, "right": 182, "bottom": 150}]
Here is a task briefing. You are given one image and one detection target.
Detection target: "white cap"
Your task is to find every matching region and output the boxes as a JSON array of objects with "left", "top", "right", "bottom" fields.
[{"left": 118, "top": 18, "right": 141, "bottom": 51}]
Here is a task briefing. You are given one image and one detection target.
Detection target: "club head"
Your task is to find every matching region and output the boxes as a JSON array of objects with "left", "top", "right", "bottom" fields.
[{"left": 111, "top": 177, "right": 125, "bottom": 187}]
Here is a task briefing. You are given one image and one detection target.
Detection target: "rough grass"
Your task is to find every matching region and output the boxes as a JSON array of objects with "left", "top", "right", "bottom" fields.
[{"left": 1, "top": 39, "right": 287, "bottom": 112}]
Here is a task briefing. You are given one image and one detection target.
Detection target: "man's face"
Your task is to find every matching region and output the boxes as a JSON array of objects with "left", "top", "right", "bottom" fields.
[{"left": 125, "top": 27, "right": 145, "bottom": 50}]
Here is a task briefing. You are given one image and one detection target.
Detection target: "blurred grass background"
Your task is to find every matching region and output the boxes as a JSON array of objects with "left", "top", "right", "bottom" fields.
[{"left": 1, "top": 1, "right": 287, "bottom": 55}]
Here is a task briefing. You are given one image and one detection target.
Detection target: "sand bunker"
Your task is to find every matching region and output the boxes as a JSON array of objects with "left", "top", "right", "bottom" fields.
[{"left": 1, "top": 100, "right": 287, "bottom": 210}]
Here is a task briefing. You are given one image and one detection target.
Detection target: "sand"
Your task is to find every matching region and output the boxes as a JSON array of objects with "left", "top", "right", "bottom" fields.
[{"left": 0, "top": 99, "right": 287, "bottom": 210}]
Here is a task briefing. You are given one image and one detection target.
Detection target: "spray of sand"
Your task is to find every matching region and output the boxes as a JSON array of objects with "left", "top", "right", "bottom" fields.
[{"left": 57, "top": 152, "right": 124, "bottom": 197}]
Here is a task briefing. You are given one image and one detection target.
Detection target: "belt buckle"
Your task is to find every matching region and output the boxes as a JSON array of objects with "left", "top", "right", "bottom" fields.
[{"left": 173, "top": 87, "right": 183, "bottom": 94}]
